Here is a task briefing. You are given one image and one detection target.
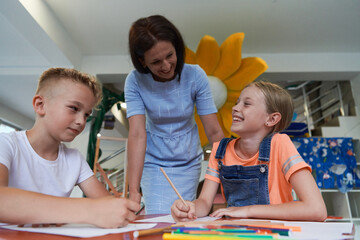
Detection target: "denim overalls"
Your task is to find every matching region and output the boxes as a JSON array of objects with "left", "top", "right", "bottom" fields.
[{"left": 216, "top": 134, "right": 273, "bottom": 207}]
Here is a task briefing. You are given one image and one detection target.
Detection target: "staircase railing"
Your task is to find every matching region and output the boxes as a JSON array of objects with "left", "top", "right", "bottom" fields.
[{"left": 287, "top": 81, "right": 345, "bottom": 137}]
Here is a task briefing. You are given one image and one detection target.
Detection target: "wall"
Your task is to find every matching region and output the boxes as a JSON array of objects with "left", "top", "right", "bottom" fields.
[{"left": 0, "top": 103, "right": 34, "bottom": 130}]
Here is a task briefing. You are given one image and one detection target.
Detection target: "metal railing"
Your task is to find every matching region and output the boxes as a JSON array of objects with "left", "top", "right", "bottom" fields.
[
  {"left": 96, "top": 145, "right": 127, "bottom": 193},
  {"left": 287, "top": 81, "right": 345, "bottom": 137}
]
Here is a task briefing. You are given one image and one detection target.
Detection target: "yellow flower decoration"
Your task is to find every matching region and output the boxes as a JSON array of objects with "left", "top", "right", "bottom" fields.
[{"left": 186, "top": 33, "right": 268, "bottom": 146}]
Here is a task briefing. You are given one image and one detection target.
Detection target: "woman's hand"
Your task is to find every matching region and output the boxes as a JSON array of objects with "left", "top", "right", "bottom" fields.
[
  {"left": 129, "top": 190, "right": 142, "bottom": 204},
  {"left": 171, "top": 200, "right": 197, "bottom": 222}
]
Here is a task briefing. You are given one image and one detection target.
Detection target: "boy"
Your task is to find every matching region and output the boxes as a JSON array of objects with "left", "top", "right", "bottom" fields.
[{"left": 0, "top": 68, "right": 140, "bottom": 228}]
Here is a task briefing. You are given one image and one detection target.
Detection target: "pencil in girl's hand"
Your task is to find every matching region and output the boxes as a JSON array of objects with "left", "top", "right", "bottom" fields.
[{"left": 160, "top": 167, "right": 188, "bottom": 207}]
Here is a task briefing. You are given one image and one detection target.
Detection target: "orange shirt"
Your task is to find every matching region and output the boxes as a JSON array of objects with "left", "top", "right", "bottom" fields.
[{"left": 205, "top": 133, "right": 311, "bottom": 204}]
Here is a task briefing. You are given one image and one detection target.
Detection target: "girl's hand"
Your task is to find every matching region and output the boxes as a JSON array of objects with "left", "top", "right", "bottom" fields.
[
  {"left": 210, "top": 206, "right": 249, "bottom": 218},
  {"left": 171, "top": 200, "right": 197, "bottom": 222}
]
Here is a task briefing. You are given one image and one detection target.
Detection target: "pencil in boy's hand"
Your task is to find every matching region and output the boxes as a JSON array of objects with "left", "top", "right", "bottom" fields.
[
  {"left": 135, "top": 202, "right": 145, "bottom": 215},
  {"left": 96, "top": 163, "right": 121, "bottom": 197},
  {"left": 160, "top": 167, "right": 188, "bottom": 208}
]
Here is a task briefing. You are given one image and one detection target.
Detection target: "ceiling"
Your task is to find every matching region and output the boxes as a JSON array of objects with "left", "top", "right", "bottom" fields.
[{"left": 0, "top": 0, "right": 360, "bottom": 122}]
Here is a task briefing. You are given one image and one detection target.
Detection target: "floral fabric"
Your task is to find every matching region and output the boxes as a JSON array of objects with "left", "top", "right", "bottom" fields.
[{"left": 292, "top": 137, "right": 359, "bottom": 192}]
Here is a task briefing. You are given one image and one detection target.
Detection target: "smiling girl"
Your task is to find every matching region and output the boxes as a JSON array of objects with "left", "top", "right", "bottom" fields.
[{"left": 171, "top": 81, "right": 327, "bottom": 222}]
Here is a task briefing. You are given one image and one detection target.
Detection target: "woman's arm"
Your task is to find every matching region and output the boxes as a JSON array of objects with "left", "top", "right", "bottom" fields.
[
  {"left": 0, "top": 187, "right": 140, "bottom": 228},
  {"left": 127, "top": 114, "right": 146, "bottom": 203},
  {"left": 199, "top": 113, "right": 224, "bottom": 144},
  {"left": 211, "top": 169, "right": 327, "bottom": 221}
]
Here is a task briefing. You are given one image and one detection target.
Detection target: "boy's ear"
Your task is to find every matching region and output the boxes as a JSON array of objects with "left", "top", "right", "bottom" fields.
[
  {"left": 32, "top": 95, "right": 46, "bottom": 116},
  {"left": 266, "top": 112, "right": 281, "bottom": 127}
]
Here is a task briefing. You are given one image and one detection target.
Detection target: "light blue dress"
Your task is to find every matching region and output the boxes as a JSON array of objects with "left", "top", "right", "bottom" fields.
[{"left": 125, "top": 64, "right": 217, "bottom": 214}]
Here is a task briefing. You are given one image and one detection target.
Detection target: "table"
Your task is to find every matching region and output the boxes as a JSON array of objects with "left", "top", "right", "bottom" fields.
[
  {"left": 0, "top": 215, "right": 169, "bottom": 240},
  {"left": 0, "top": 215, "right": 355, "bottom": 240}
]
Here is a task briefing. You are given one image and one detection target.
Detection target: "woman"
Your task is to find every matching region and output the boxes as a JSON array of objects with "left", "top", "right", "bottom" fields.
[{"left": 125, "top": 15, "right": 224, "bottom": 214}]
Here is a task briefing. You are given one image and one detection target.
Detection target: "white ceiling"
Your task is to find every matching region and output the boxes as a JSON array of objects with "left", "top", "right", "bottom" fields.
[{"left": 1, "top": 0, "right": 360, "bottom": 122}]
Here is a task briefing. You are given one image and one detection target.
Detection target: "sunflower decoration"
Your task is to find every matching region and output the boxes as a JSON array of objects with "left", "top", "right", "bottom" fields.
[{"left": 185, "top": 33, "right": 268, "bottom": 147}]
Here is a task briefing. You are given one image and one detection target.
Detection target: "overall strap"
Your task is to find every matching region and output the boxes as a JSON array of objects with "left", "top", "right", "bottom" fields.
[
  {"left": 215, "top": 138, "right": 234, "bottom": 160},
  {"left": 258, "top": 133, "right": 275, "bottom": 162}
]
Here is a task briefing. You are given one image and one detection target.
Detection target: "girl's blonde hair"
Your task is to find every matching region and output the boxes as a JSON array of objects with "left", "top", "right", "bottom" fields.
[
  {"left": 248, "top": 81, "right": 294, "bottom": 132},
  {"left": 36, "top": 68, "right": 102, "bottom": 106}
]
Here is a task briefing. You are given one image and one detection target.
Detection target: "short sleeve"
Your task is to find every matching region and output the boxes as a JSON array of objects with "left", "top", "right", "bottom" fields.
[
  {"left": 124, "top": 70, "right": 145, "bottom": 118},
  {"left": 193, "top": 66, "right": 217, "bottom": 116},
  {"left": 274, "top": 134, "right": 311, "bottom": 182},
  {"left": 76, "top": 151, "right": 94, "bottom": 185},
  {"left": 205, "top": 141, "right": 221, "bottom": 183},
  {"left": 0, "top": 133, "right": 15, "bottom": 170}
]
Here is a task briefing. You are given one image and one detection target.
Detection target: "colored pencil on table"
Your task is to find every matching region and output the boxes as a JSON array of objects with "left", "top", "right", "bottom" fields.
[
  {"left": 181, "top": 231, "right": 277, "bottom": 237},
  {"left": 160, "top": 167, "right": 188, "bottom": 207},
  {"left": 163, "top": 233, "right": 270, "bottom": 240},
  {"left": 133, "top": 226, "right": 173, "bottom": 238}
]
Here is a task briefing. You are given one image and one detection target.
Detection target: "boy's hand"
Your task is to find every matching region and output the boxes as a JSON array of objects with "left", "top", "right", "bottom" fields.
[
  {"left": 171, "top": 200, "right": 196, "bottom": 222},
  {"left": 87, "top": 196, "right": 140, "bottom": 228}
]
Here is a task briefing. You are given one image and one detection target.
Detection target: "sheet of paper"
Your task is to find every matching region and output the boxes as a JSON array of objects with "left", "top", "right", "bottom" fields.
[
  {"left": 281, "top": 221, "right": 354, "bottom": 240},
  {"left": 135, "top": 214, "right": 219, "bottom": 223},
  {"left": 1, "top": 223, "right": 156, "bottom": 238}
]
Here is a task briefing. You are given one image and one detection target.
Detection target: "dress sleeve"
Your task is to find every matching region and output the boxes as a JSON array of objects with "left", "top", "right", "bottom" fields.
[
  {"left": 0, "top": 133, "right": 15, "bottom": 170},
  {"left": 124, "top": 71, "right": 145, "bottom": 118},
  {"left": 205, "top": 141, "right": 221, "bottom": 183},
  {"left": 194, "top": 66, "right": 217, "bottom": 116}
]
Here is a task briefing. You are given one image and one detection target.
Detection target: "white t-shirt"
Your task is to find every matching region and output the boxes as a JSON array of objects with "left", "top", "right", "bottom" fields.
[{"left": 0, "top": 131, "right": 94, "bottom": 197}]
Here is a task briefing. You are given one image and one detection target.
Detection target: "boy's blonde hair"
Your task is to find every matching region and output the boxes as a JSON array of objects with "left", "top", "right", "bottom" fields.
[
  {"left": 36, "top": 68, "right": 102, "bottom": 106},
  {"left": 248, "top": 81, "right": 294, "bottom": 132}
]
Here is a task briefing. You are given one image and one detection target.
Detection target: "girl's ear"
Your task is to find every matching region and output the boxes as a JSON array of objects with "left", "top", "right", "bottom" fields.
[
  {"left": 33, "top": 95, "right": 46, "bottom": 116},
  {"left": 266, "top": 112, "right": 281, "bottom": 127}
]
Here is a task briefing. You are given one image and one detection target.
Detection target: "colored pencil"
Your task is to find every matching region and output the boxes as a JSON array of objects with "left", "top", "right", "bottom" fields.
[
  {"left": 160, "top": 167, "right": 188, "bottom": 207},
  {"left": 133, "top": 226, "right": 173, "bottom": 238},
  {"left": 163, "top": 233, "right": 268, "bottom": 240},
  {"left": 232, "top": 224, "right": 300, "bottom": 232},
  {"left": 172, "top": 224, "right": 291, "bottom": 236},
  {"left": 181, "top": 231, "right": 277, "bottom": 238}
]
